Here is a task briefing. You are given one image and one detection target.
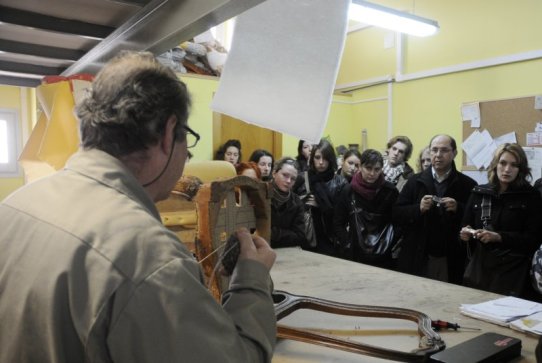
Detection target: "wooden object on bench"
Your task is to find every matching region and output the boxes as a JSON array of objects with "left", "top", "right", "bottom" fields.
[
  {"left": 194, "top": 175, "right": 271, "bottom": 300},
  {"left": 156, "top": 160, "right": 236, "bottom": 252}
]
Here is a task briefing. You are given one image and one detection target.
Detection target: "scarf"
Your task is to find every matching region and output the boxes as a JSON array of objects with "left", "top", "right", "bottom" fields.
[
  {"left": 271, "top": 180, "right": 291, "bottom": 208},
  {"left": 351, "top": 171, "right": 384, "bottom": 200},
  {"left": 382, "top": 159, "right": 404, "bottom": 185}
]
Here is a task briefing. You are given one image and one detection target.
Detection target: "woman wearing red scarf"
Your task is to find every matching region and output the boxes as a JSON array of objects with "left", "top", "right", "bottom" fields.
[{"left": 334, "top": 149, "right": 398, "bottom": 268}]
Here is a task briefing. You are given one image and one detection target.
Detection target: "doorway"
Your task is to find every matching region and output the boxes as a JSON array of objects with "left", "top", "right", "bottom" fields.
[{"left": 213, "top": 113, "right": 282, "bottom": 162}]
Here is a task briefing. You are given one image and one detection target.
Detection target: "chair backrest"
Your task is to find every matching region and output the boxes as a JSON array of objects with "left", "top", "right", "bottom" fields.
[
  {"left": 156, "top": 160, "right": 237, "bottom": 251},
  {"left": 183, "top": 160, "right": 236, "bottom": 182}
]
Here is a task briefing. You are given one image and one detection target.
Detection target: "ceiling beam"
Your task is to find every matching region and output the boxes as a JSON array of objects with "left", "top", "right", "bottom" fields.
[
  {"left": 0, "top": 60, "right": 65, "bottom": 76},
  {"left": 0, "top": 75, "right": 40, "bottom": 88},
  {"left": 62, "top": 0, "right": 267, "bottom": 76},
  {"left": 106, "top": 0, "right": 151, "bottom": 6},
  {"left": 0, "top": 5, "right": 115, "bottom": 39},
  {"left": 0, "top": 39, "right": 84, "bottom": 61}
]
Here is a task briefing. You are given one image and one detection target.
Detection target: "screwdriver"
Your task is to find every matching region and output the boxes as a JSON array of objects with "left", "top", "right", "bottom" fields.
[{"left": 431, "top": 320, "right": 481, "bottom": 331}]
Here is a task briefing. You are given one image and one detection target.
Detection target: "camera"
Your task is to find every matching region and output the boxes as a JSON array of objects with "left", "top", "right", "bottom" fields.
[{"left": 431, "top": 195, "right": 443, "bottom": 207}]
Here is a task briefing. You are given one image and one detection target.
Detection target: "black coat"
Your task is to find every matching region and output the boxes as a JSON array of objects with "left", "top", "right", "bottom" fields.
[
  {"left": 334, "top": 182, "right": 398, "bottom": 264},
  {"left": 462, "top": 183, "right": 542, "bottom": 255},
  {"left": 393, "top": 165, "right": 477, "bottom": 284},
  {"left": 270, "top": 192, "right": 306, "bottom": 249},
  {"left": 461, "top": 183, "right": 542, "bottom": 296}
]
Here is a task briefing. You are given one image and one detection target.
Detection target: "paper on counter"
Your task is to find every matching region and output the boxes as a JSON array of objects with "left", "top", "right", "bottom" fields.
[
  {"left": 461, "top": 296, "right": 542, "bottom": 326},
  {"left": 211, "top": 0, "right": 349, "bottom": 144},
  {"left": 510, "top": 311, "right": 542, "bottom": 335}
]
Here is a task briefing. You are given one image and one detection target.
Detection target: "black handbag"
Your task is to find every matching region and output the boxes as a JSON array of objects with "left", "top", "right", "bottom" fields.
[
  {"left": 463, "top": 195, "right": 530, "bottom": 296},
  {"left": 350, "top": 195, "right": 396, "bottom": 256}
]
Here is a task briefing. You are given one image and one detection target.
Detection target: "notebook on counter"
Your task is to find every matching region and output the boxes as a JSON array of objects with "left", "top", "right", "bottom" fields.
[{"left": 460, "top": 296, "right": 542, "bottom": 335}]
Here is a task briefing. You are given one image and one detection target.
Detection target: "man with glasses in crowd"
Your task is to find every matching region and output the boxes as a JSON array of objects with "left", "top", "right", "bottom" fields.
[
  {"left": 393, "top": 134, "right": 477, "bottom": 285},
  {"left": 0, "top": 51, "right": 276, "bottom": 362}
]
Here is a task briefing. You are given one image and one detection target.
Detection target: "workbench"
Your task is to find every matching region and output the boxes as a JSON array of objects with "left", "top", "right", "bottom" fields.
[{"left": 270, "top": 247, "right": 538, "bottom": 362}]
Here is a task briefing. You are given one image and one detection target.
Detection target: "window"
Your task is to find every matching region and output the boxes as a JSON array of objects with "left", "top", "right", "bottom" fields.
[{"left": 0, "top": 110, "right": 21, "bottom": 176}]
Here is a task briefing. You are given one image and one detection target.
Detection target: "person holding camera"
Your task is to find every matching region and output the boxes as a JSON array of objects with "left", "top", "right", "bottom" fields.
[
  {"left": 393, "top": 135, "right": 477, "bottom": 284},
  {"left": 460, "top": 143, "right": 542, "bottom": 297}
]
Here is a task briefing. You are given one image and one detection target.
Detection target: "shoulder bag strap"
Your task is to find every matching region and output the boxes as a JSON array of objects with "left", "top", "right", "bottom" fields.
[
  {"left": 481, "top": 195, "right": 492, "bottom": 229},
  {"left": 304, "top": 171, "right": 311, "bottom": 194}
]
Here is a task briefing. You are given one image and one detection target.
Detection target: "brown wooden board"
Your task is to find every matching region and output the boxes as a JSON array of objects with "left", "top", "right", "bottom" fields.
[{"left": 462, "top": 96, "right": 542, "bottom": 170}]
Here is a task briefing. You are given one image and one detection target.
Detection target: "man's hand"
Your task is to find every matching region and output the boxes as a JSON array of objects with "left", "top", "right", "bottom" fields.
[
  {"left": 440, "top": 197, "right": 457, "bottom": 213},
  {"left": 237, "top": 228, "right": 276, "bottom": 271},
  {"left": 420, "top": 195, "right": 433, "bottom": 214},
  {"left": 460, "top": 226, "right": 476, "bottom": 242}
]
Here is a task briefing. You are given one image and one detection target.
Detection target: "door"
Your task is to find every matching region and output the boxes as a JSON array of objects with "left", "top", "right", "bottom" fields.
[{"left": 213, "top": 113, "right": 282, "bottom": 162}]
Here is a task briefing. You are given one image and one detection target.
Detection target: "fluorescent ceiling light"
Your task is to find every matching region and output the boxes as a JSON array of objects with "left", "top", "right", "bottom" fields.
[{"left": 349, "top": 0, "right": 439, "bottom": 37}]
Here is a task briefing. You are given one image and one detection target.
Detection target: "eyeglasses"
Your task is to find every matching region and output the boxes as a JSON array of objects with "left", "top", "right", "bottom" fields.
[
  {"left": 430, "top": 147, "right": 452, "bottom": 155},
  {"left": 182, "top": 124, "right": 200, "bottom": 149}
]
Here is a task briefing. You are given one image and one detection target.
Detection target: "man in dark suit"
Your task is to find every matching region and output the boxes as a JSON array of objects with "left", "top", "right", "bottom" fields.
[{"left": 393, "top": 134, "right": 477, "bottom": 284}]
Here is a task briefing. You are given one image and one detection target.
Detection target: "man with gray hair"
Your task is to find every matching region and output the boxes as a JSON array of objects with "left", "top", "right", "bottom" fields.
[{"left": 0, "top": 51, "right": 276, "bottom": 362}]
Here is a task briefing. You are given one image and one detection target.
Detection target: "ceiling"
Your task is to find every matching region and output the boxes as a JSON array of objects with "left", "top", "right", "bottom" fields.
[{"left": 0, "top": 0, "right": 265, "bottom": 87}]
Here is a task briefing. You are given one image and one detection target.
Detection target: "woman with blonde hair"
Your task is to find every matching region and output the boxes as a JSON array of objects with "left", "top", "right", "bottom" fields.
[
  {"left": 417, "top": 146, "right": 431, "bottom": 172},
  {"left": 460, "top": 143, "right": 542, "bottom": 297}
]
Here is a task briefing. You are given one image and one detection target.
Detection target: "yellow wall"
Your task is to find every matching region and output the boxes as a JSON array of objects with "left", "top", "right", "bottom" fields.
[
  {"left": 336, "top": 0, "right": 542, "bottom": 165},
  {"left": 179, "top": 75, "right": 219, "bottom": 161},
  {"left": 0, "top": 86, "right": 24, "bottom": 201},
  {"left": 3, "top": 0, "right": 542, "bottom": 198}
]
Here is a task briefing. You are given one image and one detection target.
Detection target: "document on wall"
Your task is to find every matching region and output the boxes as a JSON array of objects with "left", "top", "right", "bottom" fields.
[
  {"left": 461, "top": 102, "right": 481, "bottom": 128},
  {"left": 523, "top": 147, "right": 542, "bottom": 182},
  {"left": 494, "top": 131, "right": 517, "bottom": 146},
  {"left": 462, "top": 129, "right": 495, "bottom": 169}
]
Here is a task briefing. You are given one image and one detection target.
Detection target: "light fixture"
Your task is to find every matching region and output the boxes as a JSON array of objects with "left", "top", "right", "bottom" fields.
[{"left": 349, "top": 0, "right": 439, "bottom": 37}]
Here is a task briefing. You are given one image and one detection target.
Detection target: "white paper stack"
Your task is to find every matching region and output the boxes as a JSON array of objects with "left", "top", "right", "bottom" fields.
[
  {"left": 509, "top": 311, "right": 542, "bottom": 335},
  {"left": 461, "top": 297, "right": 542, "bottom": 327}
]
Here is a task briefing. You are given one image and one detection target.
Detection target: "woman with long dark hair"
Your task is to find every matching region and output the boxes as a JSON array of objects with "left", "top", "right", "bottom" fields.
[
  {"left": 334, "top": 149, "right": 398, "bottom": 266},
  {"left": 249, "top": 149, "right": 274, "bottom": 181},
  {"left": 460, "top": 143, "right": 542, "bottom": 297},
  {"left": 303, "top": 139, "right": 346, "bottom": 256},
  {"left": 214, "top": 139, "right": 241, "bottom": 165}
]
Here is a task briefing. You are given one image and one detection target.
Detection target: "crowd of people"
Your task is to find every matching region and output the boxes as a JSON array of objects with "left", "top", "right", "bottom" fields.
[
  {"left": 2, "top": 50, "right": 542, "bottom": 362},
  {"left": 216, "top": 132, "right": 542, "bottom": 301}
]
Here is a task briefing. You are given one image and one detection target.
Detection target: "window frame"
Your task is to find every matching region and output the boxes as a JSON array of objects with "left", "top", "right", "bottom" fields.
[{"left": 0, "top": 109, "right": 22, "bottom": 177}]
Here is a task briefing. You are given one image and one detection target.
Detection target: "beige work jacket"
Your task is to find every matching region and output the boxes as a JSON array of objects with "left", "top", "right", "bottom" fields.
[{"left": 0, "top": 149, "right": 276, "bottom": 362}]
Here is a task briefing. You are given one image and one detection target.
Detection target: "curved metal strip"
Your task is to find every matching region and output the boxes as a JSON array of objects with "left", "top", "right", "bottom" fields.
[{"left": 273, "top": 290, "right": 445, "bottom": 362}]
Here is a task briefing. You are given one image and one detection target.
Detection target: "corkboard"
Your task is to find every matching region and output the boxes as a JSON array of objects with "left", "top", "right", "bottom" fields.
[{"left": 462, "top": 95, "right": 542, "bottom": 170}]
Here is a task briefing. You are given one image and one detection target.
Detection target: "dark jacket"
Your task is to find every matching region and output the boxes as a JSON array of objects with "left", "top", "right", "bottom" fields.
[
  {"left": 271, "top": 192, "right": 306, "bottom": 248},
  {"left": 393, "top": 165, "right": 477, "bottom": 284},
  {"left": 462, "top": 183, "right": 542, "bottom": 255},
  {"left": 461, "top": 183, "right": 542, "bottom": 296},
  {"left": 334, "top": 182, "right": 398, "bottom": 264},
  {"left": 305, "top": 172, "right": 347, "bottom": 256},
  {"left": 396, "top": 162, "right": 415, "bottom": 192}
]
